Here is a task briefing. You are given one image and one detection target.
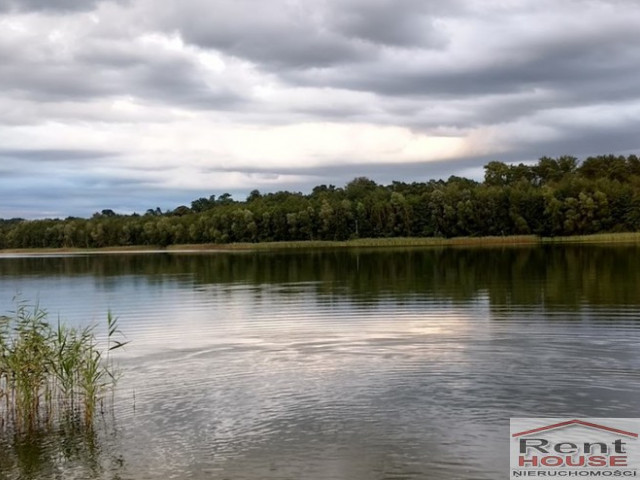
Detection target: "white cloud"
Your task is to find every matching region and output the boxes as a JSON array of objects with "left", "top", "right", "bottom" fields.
[{"left": 1, "top": 0, "right": 640, "bottom": 217}]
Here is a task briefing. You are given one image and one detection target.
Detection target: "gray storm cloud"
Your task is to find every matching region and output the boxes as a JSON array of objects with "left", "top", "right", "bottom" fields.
[{"left": 0, "top": 0, "right": 639, "bottom": 217}]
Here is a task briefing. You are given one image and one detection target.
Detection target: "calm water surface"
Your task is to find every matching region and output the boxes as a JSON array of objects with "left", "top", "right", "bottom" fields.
[{"left": 1, "top": 246, "right": 640, "bottom": 479}]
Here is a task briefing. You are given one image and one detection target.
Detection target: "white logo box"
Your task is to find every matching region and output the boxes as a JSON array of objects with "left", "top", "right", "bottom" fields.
[{"left": 510, "top": 418, "right": 640, "bottom": 479}]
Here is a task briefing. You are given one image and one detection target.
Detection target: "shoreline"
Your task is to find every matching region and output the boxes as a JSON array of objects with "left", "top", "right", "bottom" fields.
[{"left": 1, "top": 232, "right": 640, "bottom": 255}]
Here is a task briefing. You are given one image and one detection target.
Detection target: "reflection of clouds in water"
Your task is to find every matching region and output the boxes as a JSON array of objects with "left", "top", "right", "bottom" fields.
[
  {"left": 107, "top": 282, "right": 489, "bottom": 477},
  {"left": 118, "top": 281, "right": 482, "bottom": 359},
  {"left": 2, "top": 251, "right": 640, "bottom": 479}
]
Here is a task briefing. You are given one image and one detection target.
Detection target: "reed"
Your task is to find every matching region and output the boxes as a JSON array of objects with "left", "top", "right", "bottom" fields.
[
  {"left": 167, "top": 235, "right": 541, "bottom": 250},
  {"left": 541, "top": 232, "right": 640, "bottom": 244},
  {"left": 3, "top": 232, "right": 640, "bottom": 255},
  {"left": 0, "top": 300, "right": 127, "bottom": 433}
]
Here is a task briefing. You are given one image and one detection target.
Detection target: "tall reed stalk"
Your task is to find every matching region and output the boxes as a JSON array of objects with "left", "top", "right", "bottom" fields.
[{"left": 0, "top": 300, "right": 128, "bottom": 433}]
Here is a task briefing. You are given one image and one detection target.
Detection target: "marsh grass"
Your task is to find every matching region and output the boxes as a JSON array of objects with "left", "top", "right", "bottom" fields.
[
  {"left": 540, "top": 232, "right": 640, "bottom": 244},
  {"left": 166, "top": 235, "right": 542, "bottom": 251},
  {"left": 204, "top": 233, "right": 640, "bottom": 249},
  {"left": 3, "top": 232, "right": 640, "bottom": 255},
  {"left": 0, "top": 300, "right": 128, "bottom": 433}
]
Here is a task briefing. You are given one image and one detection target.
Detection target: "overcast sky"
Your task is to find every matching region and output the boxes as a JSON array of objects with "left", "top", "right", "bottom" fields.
[{"left": 1, "top": 0, "right": 640, "bottom": 218}]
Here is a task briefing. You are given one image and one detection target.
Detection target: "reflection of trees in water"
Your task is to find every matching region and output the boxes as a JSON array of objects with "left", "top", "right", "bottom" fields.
[
  {"left": 1, "top": 245, "right": 639, "bottom": 307},
  {"left": 0, "top": 418, "right": 125, "bottom": 480}
]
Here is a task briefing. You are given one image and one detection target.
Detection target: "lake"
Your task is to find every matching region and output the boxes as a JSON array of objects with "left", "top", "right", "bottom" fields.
[{"left": 1, "top": 245, "right": 640, "bottom": 479}]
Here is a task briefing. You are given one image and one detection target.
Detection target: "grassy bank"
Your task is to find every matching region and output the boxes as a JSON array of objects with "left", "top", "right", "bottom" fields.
[
  {"left": 539, "top": 232, "right": 640, "bottom": 244},
  {"left": 2, "top": 232, "right": 640, "bottom": 255}
]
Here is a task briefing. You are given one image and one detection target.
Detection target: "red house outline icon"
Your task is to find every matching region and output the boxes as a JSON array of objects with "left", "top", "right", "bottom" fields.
[{"left": 512, "top": 419, "right": 638, "bottom": 438}]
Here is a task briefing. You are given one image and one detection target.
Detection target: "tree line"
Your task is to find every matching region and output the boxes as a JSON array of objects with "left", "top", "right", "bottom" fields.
[{"left": 2, "top": 154, "right": 640, "bottom": 249}]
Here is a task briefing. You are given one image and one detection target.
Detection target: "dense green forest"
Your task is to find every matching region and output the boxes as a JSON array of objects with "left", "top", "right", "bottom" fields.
[{"left": 2, "top": 154, "right": 640, "bottom": 249}]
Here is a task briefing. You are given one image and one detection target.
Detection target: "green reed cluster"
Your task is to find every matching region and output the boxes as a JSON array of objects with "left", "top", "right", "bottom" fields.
[{"left": 0, "top": 301, "right": 127, "bottom": 432}]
